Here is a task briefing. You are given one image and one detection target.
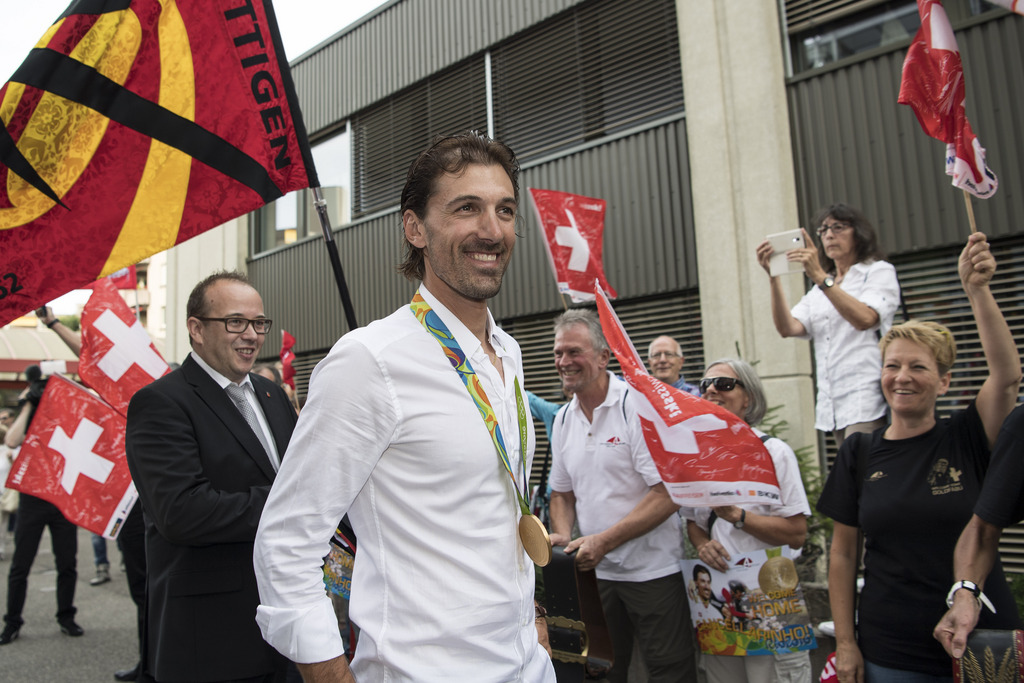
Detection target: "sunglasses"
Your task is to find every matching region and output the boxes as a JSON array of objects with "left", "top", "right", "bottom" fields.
[{"left": 699, "top": 377, "right": 745, "bottom": 393}]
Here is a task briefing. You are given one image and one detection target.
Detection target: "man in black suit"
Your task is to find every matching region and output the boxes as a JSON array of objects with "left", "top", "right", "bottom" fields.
[{"left": 126, "top": 271, "right": 296, "bottom": 683}]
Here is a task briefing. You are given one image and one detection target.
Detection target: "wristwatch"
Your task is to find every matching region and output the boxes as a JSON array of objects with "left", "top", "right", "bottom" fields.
[
  {"left": 821, "top": 276, "right": 835, "bottom": 289},
  {"left": 733, "top": 509, "right": 746, "bottom": 529},
  {"left": 946, "top": 579, "right": 996, "bottom": 612}
]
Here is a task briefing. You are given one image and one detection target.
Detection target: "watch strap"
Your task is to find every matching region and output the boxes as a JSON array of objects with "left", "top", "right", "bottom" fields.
[
  {"left": 947, "top": 580, "right": 997, "bottom": 613},
  {"left": 734, "top": 509, "right": 746, "bottom": 529}
]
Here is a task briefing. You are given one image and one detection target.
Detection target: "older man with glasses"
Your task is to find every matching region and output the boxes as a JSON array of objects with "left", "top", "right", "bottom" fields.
[
  {"left": 647, "top": 335, "right": 700, "bottom": 397},
  {"left": 126, "top": 271, "right": 297, "bottom": 683}
]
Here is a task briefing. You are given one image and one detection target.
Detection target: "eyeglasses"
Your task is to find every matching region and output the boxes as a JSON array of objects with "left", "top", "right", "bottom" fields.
[
  {"left": 649, "top": 351, "right": 681, "bottom": 360},
  {"left": 816, "top": 222, "right": 852, "bottom": 238},
  {"left": 699, "top": 377, "right": 745, "bottom": 393},
  {"left": 196, "top": 317, "right": 273, "bottom": 334}
]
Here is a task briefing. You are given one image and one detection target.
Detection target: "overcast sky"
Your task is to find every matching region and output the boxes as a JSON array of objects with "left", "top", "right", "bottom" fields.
[
  {"left": 0, "top": 0, "right": 390, "bottom": 81},
  {"left": 0, "top": 0, "right": 389, "bottom": 312}
]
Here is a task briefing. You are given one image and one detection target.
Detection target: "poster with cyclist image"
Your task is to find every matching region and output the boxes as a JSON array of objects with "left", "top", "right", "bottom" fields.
[{"left": 682, "top": 548, "right": 816, "bottom": 656}]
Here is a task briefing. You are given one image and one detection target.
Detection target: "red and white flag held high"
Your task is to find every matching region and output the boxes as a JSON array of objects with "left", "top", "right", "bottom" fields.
[
  {"left": 529, "top": 188, "right": 618, "bottom": 302},
  {"left": 898, "top": 0, "right": 997, "bottom": 198},
  {"left": 594, "top": 284, "right": 780, "bottom": 508},
  {"left": 6, "top": 375, "right": 137, "bottom": 539},
  {"left": 986, "top": 0, "right": 1023, "bottom": 15},
  {"left": 79, "top": 279, "right": 170, "bottom": 417},
  {"left": 280, "top": 330, "right": 296, "bottom": 391}
]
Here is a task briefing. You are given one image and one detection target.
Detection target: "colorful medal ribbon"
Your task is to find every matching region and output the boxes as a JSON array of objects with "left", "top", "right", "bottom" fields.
[{"left": 410, "top": 292, "right": 531, "bottom": 516}]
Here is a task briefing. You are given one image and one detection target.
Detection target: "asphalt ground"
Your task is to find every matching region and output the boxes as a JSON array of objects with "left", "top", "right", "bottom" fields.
[{"left": 0, "top": 525, "right": 138, "bottom": 683}]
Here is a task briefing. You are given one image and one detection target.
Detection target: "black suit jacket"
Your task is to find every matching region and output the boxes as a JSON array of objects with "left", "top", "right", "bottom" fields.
[{"left": 126, "top": 355, "right": 297, "bottom": 683}]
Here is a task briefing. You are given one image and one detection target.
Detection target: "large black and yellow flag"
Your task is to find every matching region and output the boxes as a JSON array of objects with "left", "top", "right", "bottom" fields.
[{"left": 0, "top": 0, "right": 318, "bottom": 326}]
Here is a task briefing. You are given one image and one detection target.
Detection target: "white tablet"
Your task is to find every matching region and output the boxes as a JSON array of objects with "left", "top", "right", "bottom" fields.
[{"left": 766, "top": 229, "right": 806, "bottom": 277}]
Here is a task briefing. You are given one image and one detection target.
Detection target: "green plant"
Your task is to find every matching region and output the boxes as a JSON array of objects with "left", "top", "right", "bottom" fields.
[
  {"left": 759, "top": 403, "right": 830, "bottom": 582},
  {"left": 1007, "top": 571, "right": 1024, "bottom": 617}
]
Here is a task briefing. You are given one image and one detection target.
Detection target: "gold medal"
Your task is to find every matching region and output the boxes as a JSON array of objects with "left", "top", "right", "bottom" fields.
[{"left": 519, "top": 514, "right": 552, "bottom": 567}]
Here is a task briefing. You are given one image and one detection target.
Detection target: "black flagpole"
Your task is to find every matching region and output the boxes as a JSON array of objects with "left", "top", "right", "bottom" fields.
[{"left": 311, "top": 186, "right": 358, "bottom": 330}]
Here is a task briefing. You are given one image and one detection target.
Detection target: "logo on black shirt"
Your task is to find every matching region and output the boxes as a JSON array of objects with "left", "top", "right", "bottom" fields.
[{"left": 927, "top": 458, "right": 963, "bottom": 496}]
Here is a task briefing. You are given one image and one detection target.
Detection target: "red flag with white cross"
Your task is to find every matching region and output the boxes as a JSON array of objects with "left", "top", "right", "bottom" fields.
[
  {"left": 897, "top": 0, "right": 997, "bottom": 198},
  {"left": 6, "top": 375, "right": 137, "bottom": 538},
  {"left": 529, "top": 188, "right": 617, "bottom": 303},
  {"left": 594, "top": 284, "right": 780, "bottom": 508},
  {"left": 79, "top": 279, "right": 170, "bottom": 417}
]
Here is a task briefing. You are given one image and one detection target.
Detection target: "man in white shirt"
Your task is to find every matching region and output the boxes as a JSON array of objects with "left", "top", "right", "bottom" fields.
[
  {"left": 254, "top": 133, "right": 555, "bottom": 683},
  {"left": 548, "top": 309, "right": 696, "bottom": 683}
]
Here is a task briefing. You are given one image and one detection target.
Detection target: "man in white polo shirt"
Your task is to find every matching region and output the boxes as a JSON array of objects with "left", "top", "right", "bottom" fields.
[{"left": 548, "top": 309, "right": 696, "bottom": 683}]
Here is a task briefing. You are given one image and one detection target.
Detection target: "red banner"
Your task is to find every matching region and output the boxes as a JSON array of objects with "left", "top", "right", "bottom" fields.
[
  {"left": 107, "top": 265, "right": 138, "bottom": 290},
  {"left": 6, "top": 374, "right": 137, "bottom": 538},
  {"left": 79, "top": 279, "right": 170, "bottom": 416},
  {"left": 280, "top": 329, "right": 296, "bottom": 390},
  {"left": 0, "top": 0, "right": 318, "bottom": 326},
  {"left": 898, "top": 0, "right": 997, "bottom": 198},
  {"left": 594, "top": 284, "right": 780, "bottom": 508},
  {"left": 529, "top": 188, "right": 617, "bottom": 303}
]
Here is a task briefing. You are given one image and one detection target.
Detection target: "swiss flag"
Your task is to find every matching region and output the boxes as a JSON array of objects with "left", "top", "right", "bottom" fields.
[
  {"left": 79, "top": 279, "right": 170, "bottom": 417},
  {"left": 594, "top": 284, "right": 780, "bottom": 508},
  {"left": 529, "top": 188, "right": 617, "bottom": 302},
  {"left": 6, "top": 375, "right": 137, "bottom": 538},
  {"left": 280, "top": 330, "right": 296, "bottom": 391},
  {"left": 898, "top": 0, "right": 997, "bottom": 198}
]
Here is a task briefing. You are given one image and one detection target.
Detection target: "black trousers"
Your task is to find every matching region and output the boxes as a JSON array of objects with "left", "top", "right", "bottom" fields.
[
  {"left": 118, "top": 504, "right": 147, "bottom": 658},
  {"left": 3, "top": 493, "right": 78, "bottom": 626}
]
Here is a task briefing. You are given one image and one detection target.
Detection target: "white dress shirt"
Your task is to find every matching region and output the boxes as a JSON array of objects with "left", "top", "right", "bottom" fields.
[
  {"left": 549, "top": 373, "right": 684, "bottom": 582},
  {"left": 790, "top": 259, "right": 900, "bottom": 431},
  {"left": 254, "top": 286, "right": 554, "bottom": 682}
]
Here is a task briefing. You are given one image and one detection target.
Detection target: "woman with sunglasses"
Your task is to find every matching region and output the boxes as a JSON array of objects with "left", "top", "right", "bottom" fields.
[
  {"left": 684, "top": 359, "right": 812, "bottom": 683},
  {"left": 756, "top": 204, "right": 900, "bottom": 447},
  {"left": 817, "top": 232, "right": 1021, "bottom": 683}
]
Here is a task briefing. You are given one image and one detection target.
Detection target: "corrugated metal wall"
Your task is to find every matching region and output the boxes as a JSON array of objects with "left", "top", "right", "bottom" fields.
[
  {"left": 787, "top": 13, "right": 1024, "bottom": 253},
  {"left": 495, "top": 118, "right": 697, "bottom": 318},
  {"left": 291, "top": 0, "right": 586, "bottom": 138},
  {"left": 253, "top": 117, "right": 695, "bottom": 357}
]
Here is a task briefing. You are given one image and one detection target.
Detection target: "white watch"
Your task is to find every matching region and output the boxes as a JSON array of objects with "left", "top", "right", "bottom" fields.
[{"left": 946, "top": 580, "right": 996, "bottom": 613}]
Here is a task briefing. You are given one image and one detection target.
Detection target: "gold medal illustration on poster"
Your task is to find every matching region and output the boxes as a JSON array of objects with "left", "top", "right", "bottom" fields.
[
  {"left": 519, "top": 514, "right": 552, "bottom": 566},
  {"left": 758, "top": 555, "right": 799, "bottom": 594}
]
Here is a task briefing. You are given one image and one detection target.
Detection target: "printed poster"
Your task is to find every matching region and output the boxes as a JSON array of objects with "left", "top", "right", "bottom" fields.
[{"left": 682, "top": 548, "right": 816, "bottom": 656}]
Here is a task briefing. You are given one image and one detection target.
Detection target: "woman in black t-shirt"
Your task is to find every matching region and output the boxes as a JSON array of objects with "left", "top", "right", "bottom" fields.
[{"left": 817, "top": 232, "right": 1022, "bottom": 683}]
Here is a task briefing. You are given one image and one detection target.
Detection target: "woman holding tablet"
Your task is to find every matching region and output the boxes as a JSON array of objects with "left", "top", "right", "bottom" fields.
[{"left": 755, "top": 203, "right": 900, "bottom": 446}]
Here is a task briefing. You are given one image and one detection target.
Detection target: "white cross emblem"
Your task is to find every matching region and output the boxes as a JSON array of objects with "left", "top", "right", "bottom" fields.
[
  {"left": 93, "top": 309, "right": 166, "bottom": 381},
  {"left": 554, "top": 209, "right": 590, "bottom": 272},
  {"left": 660, "top": 414, "right": 730, "bottom": 453},
  {"left": 48, "top": 419, "right": 115, "bottom": 494}
]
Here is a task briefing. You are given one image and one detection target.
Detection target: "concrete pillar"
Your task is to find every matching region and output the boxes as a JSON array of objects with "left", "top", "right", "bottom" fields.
[
  {"left": 676, "top": 0, "right": 819, "bottom": 463},
  {"left": 164, "top": 217, "right": 248, "bottom": 364}
]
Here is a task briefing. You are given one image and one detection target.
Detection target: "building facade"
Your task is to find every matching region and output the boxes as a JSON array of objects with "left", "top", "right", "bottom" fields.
[{"left": 219, "top": 1, "right": 1022, "bottom": 561}]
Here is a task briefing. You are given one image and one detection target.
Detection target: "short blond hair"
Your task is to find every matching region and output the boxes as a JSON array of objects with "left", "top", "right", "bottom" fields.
[{"left": 879, "top": 320, "right": 956, "bottom": 375}]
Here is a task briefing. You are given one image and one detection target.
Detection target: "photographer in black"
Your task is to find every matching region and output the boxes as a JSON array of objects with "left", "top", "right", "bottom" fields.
[{"left": 1, "top": 363, "right": 83, "bottom": 645}]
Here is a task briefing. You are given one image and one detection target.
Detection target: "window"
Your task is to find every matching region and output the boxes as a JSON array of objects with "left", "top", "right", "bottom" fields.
[
  {"left": 787, "top": 0, "right": 1007, "bottom": 74},
  {"left": 492, "top": 0, "right": 684, "bottom": 160},
  {"left": 254, "top": 131, "right": 351, "bottom": 252},
  {"left": 351, "top": 57, "right": 487, "bottom": 218}
]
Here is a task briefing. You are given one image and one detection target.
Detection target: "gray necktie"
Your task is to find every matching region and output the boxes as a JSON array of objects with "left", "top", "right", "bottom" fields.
[{"left": 225, "top": 383, "right": 278, "bottom": 471}]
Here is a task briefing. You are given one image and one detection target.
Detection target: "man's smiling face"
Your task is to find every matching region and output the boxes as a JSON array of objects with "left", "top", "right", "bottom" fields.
[
  {"left": 403, "top": 163, "right": 518, "bottom": 309},
  {"left": 188, "top": 279, "right": 266, "bottom": 382}
]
